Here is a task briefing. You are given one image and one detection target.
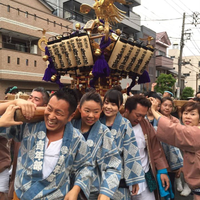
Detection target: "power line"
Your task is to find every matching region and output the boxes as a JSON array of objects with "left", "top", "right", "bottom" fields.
[
  {"left": 140, "top": 17, "right": 183, "bottom": 21},
  {"left": 190, "top": 36, "right": 200, "bottom": 54},
  {"left": 184, "top": 45, "right": 200, "bottom": 63},
  {"left": 177, "top": 0, "right": 194, "bottom": 13},
  {"left": 0, "top": 2, "right": 73, "bottom": 31},
  {"left": 168, "top": 0, "right": 194, "bottom": 24},
  {"left": 163, "top": 0, "right": 183, "bottom": 16}
]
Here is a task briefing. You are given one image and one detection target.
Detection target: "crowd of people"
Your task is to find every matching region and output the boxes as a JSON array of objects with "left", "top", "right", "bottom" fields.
[{"left": 0, "top": 85, "right": 199, "bottom": 200}]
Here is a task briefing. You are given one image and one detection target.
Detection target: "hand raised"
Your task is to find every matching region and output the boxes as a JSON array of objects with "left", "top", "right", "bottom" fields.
[{"left": 0, "top": 105, "right": 23, "bottom": 127}]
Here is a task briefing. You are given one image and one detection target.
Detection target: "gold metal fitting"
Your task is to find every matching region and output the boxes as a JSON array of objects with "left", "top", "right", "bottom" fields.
[
  {"left": 115, "top": 29, "right": 121, "bottom": 36},
  {"left": 75, "top": 23, "right": 81, "bottom": 30},
  {"left": 97, "top": 25, "right": 104, "bottom": 33},
  {"left": 42, "top": 55, "right": 49, "bottom": 61},
  {"left": 94, "top": 48, "right": 101, "bottom": 56},
  {"left": 51, "top": 74, "right": 57, "bottom": 82},
  {"left": 94, "top": 18, "right": 100, "bottom": 24}
]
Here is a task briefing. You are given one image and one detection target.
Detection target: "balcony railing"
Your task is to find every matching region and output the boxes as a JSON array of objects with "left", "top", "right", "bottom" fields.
[{"left": 156, "top": 55, "right": 173, "bottom": 70}]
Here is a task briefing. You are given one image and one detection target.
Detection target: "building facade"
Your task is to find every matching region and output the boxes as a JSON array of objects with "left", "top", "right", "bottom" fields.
[
  {"left": 46, "top": 0, "right": 141, "bottom": 36},
  {"left": 0, "top": 0, "right": 73, "bottom": 99},
  {"left": 168, "top": 44, "right": 200, "bottom": 95},
  {"left": 155, "top": 32, "right": 173, "bottom": 76}
]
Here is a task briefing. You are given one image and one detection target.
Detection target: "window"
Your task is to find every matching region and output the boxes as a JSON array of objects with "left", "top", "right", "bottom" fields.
[
  {"left": 34, "top": 14, "right": 36, "bottom": 20},
  {"left": 149, "top": 67, "right": 153, "bottom": 75},
  {"left": 173, "top": 44, "right": 179, "bottom": 49},
  {"left": 34, "top": 60, "right": 37, "bottom": 67},
  {"left": 25, "top": 11, "right": 28, "bottom": 18},
  {"left": 26, "top": 59, "right": 29, "bottom": 66},
  {"left": 8, "top": 56, "right": 10, "bottom": 63},
  {"left": 64, "top": 11, "right": 72, "bottom": 19},
  {"left": 2, "top": 35, "right": 30, "bottom": 53},
  {"left": 7, "top": 5, "right": 10, "bottom": 12},
  {"left": 17, "top": 8, "right": 20, "bottom": 15},
  {"left": 156, "top": 70, "right": 160, "bottom": 78},
  {"left": 183, "top": 73, "right": 190, "bottom": 77},
  {"left": 47, "top": 18, "right": 49, "bottom": 24},
  {"left": 199, "top": 61, "right": 200, "bottom": 67},
  {"left": 157, "top": 50, "right": 166, "bottom": 56},
  {"left": 17, "top": 58, "right": 20, "bottom": 65},
  {"left": 170, "top": 56, "right": 175, "bottom": 59},
  {"left": 54, "top": 21, "right": 56, "bottom": 27}
]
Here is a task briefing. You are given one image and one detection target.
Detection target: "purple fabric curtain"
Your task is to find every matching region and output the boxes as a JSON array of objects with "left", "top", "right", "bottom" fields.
[{"left": 42, "top": 47, "right": 64, "bottom": 88}]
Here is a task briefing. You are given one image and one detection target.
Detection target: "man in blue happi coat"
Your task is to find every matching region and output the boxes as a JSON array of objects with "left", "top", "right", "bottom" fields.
[{"left": 0, "top": 88, "right": 94, "bottom": 200}]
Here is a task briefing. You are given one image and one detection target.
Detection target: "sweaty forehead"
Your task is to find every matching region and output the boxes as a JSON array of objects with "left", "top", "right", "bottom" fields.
[
  {"left": 81, "top": 100, "right": 101, "bottom": 109},
  {"left": 184, "top": 107, "right": 198, "bottom": 112},
  {"left": 135, "top": 104, "right": 148, "bottom": 113},
  {"left": 30, "top": 91, "right": 42, "bottom": 98},
  {"left": 48, "top": 96, "right": 69, "bottom": 110},
  {"left": 162, "top": 100, "right": 172, "bottom": 105}
]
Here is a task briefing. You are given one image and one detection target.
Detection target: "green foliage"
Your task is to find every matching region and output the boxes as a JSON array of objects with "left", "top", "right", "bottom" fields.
[
  {"left": 181, "top": 87, "right": 194, "bottom": 100},
  {"left": 155, "top": 73, "right": 176, "bottom": 94}
]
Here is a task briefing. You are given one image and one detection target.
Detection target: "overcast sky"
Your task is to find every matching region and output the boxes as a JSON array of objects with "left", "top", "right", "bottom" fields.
[{"left": 133, "top": 0, "right": 200, "bottom": 58}]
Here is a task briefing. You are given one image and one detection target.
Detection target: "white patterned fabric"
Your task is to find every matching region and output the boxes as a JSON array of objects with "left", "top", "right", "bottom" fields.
[
  {"left": 0, "top": 121, "right": 93, "bottom": 200},
  {"left": 72, "top": 119, "right": 122, "bottom": 199},
  {"left": 100, "top": 113, "right": 145, "bottom": 200}
]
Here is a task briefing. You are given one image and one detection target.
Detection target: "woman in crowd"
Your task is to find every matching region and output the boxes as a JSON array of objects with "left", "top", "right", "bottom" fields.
[
  {"left": 150, "top": 99, "right": 200, "bottom": 200},
  {"left": 160, "top": 97, "right": 178, "bottom": 122},
  {"left": 146, "top": 94, "right": 184, "bottom": 199},
  {"left": 71, "top": 90, "right": 122, "bottom": 200},
  {"left": 160, "top": 97, "right": 190, "bottom": 196},
  {"left": 100, "top": 89, "right": 145, "bottom": 200}
]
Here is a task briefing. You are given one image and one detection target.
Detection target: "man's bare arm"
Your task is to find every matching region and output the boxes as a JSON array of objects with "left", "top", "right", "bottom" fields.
[{"left": 0, "top": 99, "right": 36, "bottom": 119}]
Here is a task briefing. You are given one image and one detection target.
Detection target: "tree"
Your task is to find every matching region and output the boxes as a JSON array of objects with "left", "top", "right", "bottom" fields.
[
  {"left": 181, "top": 87, "right": 194, "bottom": 100},
  {"left": 154, "top": 73, "right": 176, "bottom": 95}
]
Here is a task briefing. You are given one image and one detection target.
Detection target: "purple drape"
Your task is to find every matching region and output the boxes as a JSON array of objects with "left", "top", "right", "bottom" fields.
[
  {"left": 42, "top": 47, "right": 64, "bottom": 88},
  {"left": 127, "top": 70, "right": 150, "bottom": 95},
  {"left": 90, "top": 36, "right": 111, "bottom": 87}
]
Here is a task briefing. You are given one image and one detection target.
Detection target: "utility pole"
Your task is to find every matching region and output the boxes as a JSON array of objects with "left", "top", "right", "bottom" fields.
[{"left": 177, "top": 12, "right": 185, "bottom": 99}]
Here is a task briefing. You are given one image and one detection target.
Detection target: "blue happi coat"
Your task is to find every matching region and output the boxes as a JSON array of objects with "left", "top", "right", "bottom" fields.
[
  {"left": 145, "top": 116, "right": 183, "bottom": 170},
  {"left": 100, "top": 112, "right": 145, "bottom": 200},
  {"left": 71, "top": 119, "right": 122, "bottom": 199},
  {"left": 0, "top": 121, "right": 93, "bottom": 200}
]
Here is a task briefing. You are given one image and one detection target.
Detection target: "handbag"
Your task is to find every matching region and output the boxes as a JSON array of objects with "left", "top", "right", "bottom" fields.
[{"left": 145, "top": 168, "right": 157, "bottom": 192}]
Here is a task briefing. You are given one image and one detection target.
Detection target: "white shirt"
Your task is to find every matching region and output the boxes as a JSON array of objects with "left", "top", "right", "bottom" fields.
[
  {"left": 43, "top": 137, "right": 63, "bottom": 179},
  {"left": 132, "top": 123, "right": 150, "bottom": 194},
  {"left": 0, "top": 168, "right": 9, "bottom": 192}
]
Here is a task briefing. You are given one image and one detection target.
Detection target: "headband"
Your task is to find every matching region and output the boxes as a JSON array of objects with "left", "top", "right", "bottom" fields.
[{"left": 8, "top": 86, "right": 18, "bottom": 94}]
